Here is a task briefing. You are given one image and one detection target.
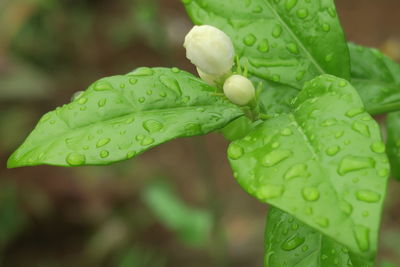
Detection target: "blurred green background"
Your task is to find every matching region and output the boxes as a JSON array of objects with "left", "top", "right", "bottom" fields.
[{"left": 0, "top": 0, "right": 399, "bottom": 266}]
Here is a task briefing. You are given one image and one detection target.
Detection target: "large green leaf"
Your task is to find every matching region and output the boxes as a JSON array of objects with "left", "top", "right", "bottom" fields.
[
  {"left": 349, "top": 43, "right": 400, "bottom": 115},
  {"left": 228, "top": 74, "right": 389, "bottom": 258},
  {"left": 264, "top": 207, "right": 374, "bottom": 267},
  {"left": 386, "top": 112, "right": 400, "bottom": 180},
  {"left": 183, "top": 0, "right": 350, "bottom": 89},
  {"left": 8, "top": 67, "right": 243, "bottom": 168}
]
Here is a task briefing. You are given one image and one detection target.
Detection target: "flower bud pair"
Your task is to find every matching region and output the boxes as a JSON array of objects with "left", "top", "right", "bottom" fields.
[{"left": 184, "top": 25, "right": 255, "bottom": 106}]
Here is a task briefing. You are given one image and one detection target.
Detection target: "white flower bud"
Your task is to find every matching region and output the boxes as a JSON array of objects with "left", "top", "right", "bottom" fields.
[
  {"left": 223, "top": 75, "right": 255, "bottom": 106},
  {"left": 184, "top": 25, "right": 234, "bottom": 76},
  {"left": 197, "top": 68, "right": 219, "bottom": 86}
]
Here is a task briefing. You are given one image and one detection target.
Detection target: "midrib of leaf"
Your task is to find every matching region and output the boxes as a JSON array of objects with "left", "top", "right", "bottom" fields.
[
  {"left": 17, "top": 104, "right": 242, "bottom": 159},
  {"left": 263, "top": 0, "right": 326, "bottom": 75}
]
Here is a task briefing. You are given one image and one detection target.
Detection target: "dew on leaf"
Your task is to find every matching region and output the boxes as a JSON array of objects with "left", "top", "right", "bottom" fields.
[
  {"left": 302, "top": 187, "right": 320, "bottom": 201},
  {"left": 272, "top": 24, "right": 283, "bottom": 38},
  {"left": 340, "top": 201, "right": 353, "bottom": 215},
  {"left": 228, "top": 144, "right": 244, "bottom": 160},
  {"left": 243, "top": 34, "right": 257, "bottom": 46},
  {"left": 296, "top": 8, "right": 309, "bottom": 19},
  {"left": 78, "top": 97, "right": 87, "bottom": 105},
  {"left": 284, "top": 163, "right": 308, "bottom": 180},
  {"left": 315, "top": 216, "right": 329, "bottom": 228},
  {"left": 353, "top": 225, "right": 370, "bottom": 252},
  {"left": 355, "top": 190, "right": 381, "bottom": 203},
  {"left": 66, "top": 152, "right": 86, "bottom": 166},
  {"left": 140, "top": 136, "right": 155, "bottom": 146},
  {"left": 285, "top": 0, "right": 298, "bottom": 11},
  {"left": 98, "top": 99, "right": 107, "bottom": 107},
  {"left": 96, "top": 138, "right": 111, "bottom": 148},
  {"left": 94, "top": 81, "right": 113, "bottom": 91},
  {"left": 281, "top": 233, "right": 305, "bottom": 251},
  {"left": 322, "top": 23, "right": 331, "bottom": 32},
  {"left": 286, "top": 43, "right": 299, "bottom": 54},
  {"left": 337, "top": 156, "right": 375, "bottom": 175},
  {"left": 370, "top": 141, "right": 385, "bottom": 154},
  {"left": 345, "top": 107, "right": 365, "bottom": 118},
  {"left": 143, "top": 120, "right": 163, "bottom": 133},
  {"left": 129, "top": 78, "right": 137, "bottom": 85},
  {"left": 352, "top": 122, "right": 370, "bottom": 137},
  {"left": 100, "top": 150, "right": 109, "bottom": 158},
  {"left": 263, "top": 150, "right": 292, "bottom": 167},
  {"left": 131, "top": 67, "right": 153, "bottom": 76},
  {"left": 325, "top": 145, "right": 340, "bottom": 156},
  {"left": 256, "top": 184, "right": 284, "bottom": 200},
  {"left": 257, "top": 39, "right": 270, "bottom": 52}
]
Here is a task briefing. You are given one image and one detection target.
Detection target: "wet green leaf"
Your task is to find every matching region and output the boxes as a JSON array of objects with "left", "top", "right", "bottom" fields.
[
  {"left": 265, "top": 207, "right": 374, "bottom": 267},
  {"left": 228, "top": 75, "right": 389, "bottom": 259},
  {"left": 8, "top": 67, "right": 243, "bottom": 168},
  {"left": 349, "top": 42, "right": 400, "bottom": 115},
  {"left": 183, "top": 0, "right": 350, "bottom": 89}
]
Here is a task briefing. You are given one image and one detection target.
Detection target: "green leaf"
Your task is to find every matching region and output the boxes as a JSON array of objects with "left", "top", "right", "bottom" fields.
[
  {"left": 8, "top": 67, "right": 244, "bottom": 168},
  {"left": 264, "top": 207, "right": 374, "bottom": 267},
  {"left": 386, "top": 112, "right": 400, "bottom": 180},
  {"left": 228, "top": 74, "right": 389, "bottom": 259},
  {"left": 183, "top": 0, "right": 350, "bottom": 89},
  {"left": 349, "top": 43, "right": 400, "bottom": 115}
]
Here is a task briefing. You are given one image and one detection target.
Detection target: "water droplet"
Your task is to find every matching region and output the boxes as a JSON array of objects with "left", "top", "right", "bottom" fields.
[
  {"left": 346, "top": 107, "right": 365, "bottom": 118},
  {"left": 146, "top": 90, "right": 153, "bottom": 95},
  {"left": 286, "top": 43, "right": 299, "bottom": 54},
  {"left": 327, "top": 7, "right": 337, "bottom": 18},
  {"left": 302, "top": 187, "right": 320, "bottom": 201},
  {"left": 131, "top": 67, "right": 153, "bottom": 76},
  {"left": 272, "top": 24, "right": 283, "bottom": 38},
  {"left": 257, "top": 39, "right": 270, "bottom": 52},
  {"left": 256, "top": 184, "right": 284, "bottom": 200},
  {"left": 252, "top": 5, "right": 263, "bottom": 13},
  {"left": 271, "top": 142, "right": 280, "bottom": 149},
  {"left": 66, "top": 152, "right": 86, "bottom": 166},
  {"left": 143, "top": 120, "right": 163, "bottom": 133},
  {"left": 98, "top": 99, "right": 107, "bottom": 107},
  {"left": 171, "top": 67, "right": 180, "bottom": 73},
  {"left": 338, "top": 156, "right": 375, "bottom": 175},
  {"left": 120, "top": 83, "right": 126, "bottom": 88},
  {"left": 353, "top": 225, "right": 370, "bottom": 252},
  {"left": 159, "top": 75, "right": 182, "bottom": 96},
  {"left": 138, "top": 97, "right": 145, "bottom": 103},
  {"left": 362, "top": 211, "right": 369, "bottom": 217},
  {"left": 96, "top": 138, "right": 110, "bottom": 148},
  {"left": 291, "top": 223, "right": 299, "bottom": 230},
  {"left": 335, "top": 130, "right": 344, "bottom": 139},
  {"left": 281, "top": 128, "right": 293, "bottom": 136},
  {"left": 228, "top": 144, "right": 244, "bottom": 160},
  {"left": 129, "top": 78, "right": 137, "bottom": 85},
  {"left": 339, "top": 81, "right": 348, "bottom": 87},
  {"left": 281, "top": 234, "right": 305, "bottom": 251},
  {"left": 321, "top": 118, "right": 337, "bottom": 127},
  {"left": 355, "top": 190, "right": 381, "bottom": 203},
  {"left": 94, "top": 81, "right": 113, "bottom": 91},
  {"left": 378, "top": 168, "right": 389, "bottom": 177},
  {"left": 352, "top": 122, "right": 370, "bottom": 137},
  {"left": 284, "top": 163, "right": 308, "bottom": 180},
  {"left": 126, "top": 151, "right": 136, "bottom": 158},
  {"left": 315, "top": 216, "right": 329, "bottom": 228},
  {"left": 326, "top": 145, "right": 340, "bottom": 156},
  {"left": 302, "top": 245, "right": 309, "bottom": 252},
  {"left": 296, "top": 8, "right": 309, "bottom": 19},
  {"left": 296, "top": 70, "right": 306, "bottom": 81},
  {"left": 140, "top": 136, "right": 155, "bottom": 146},
  {"left": 340, "top": 201, "right": 353, "bottom": 215},
  {"left": 325, "top": 53, "right": 334, "bottom": 62},
  {"left": 322, "top": 23, "right": 331, "bottom": 32},
  {"left": 263, "top": 150, "right": 292, "bottom": 167},
  {"left": 272, "top": 74, "right": 281, "bottom": 82},
  {"left": 285, "top": 0, "right": 298, "bottom": 11},
  {"left": 243, "top": 34, "right": 256, "bottom": 46},
  {"left": 78, "top": 97, "right": 87, "bottom": 105},
  {"left": 370, "top": 141, "right": 385, "bottom": 154},
  {"left": 99, "top": 150, "right": 109, "bottom": 158}
]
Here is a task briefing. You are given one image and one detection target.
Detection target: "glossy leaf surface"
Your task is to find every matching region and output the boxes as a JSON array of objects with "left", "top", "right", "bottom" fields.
[
  {"left": 349, "top": 43, "right": 400, "bottom": 115},
  {"left": 8, "top": 67, "right": 243, "bottom": 168},
  {"left": 183, "top": 0, "right": 350, "bottom": 89},
  {"left": 228, "top": 75, "right": 389, "bottom": 258},
  {"left": 265, "top": 207, "right": 374, "bottom": 267},
  {"left": 386, "top": 112, "right": 400, "bottom": 180}
]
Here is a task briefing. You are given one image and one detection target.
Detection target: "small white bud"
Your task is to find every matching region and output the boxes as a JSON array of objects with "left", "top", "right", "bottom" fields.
[
  {"left": 184, "top": 25, "right": 234, "bottom": 76},
  {"left": 223, "top": 75, "right": 255, "bottom": 106}
]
